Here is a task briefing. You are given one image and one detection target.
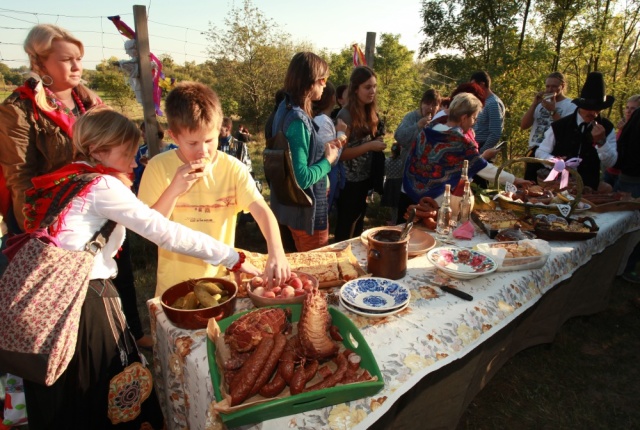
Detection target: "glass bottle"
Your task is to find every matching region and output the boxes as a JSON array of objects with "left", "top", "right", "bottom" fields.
[
  {"left": 458, "top": 180, "right": 472, "bottom": 224},
  {"left": 436, "top": 184, "right": 453, "bottom": 240},
  {"left": 452, "top": 160, "right": 469, "bottom": 197}
]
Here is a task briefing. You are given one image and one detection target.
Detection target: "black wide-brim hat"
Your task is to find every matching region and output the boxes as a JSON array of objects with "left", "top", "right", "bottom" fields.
[{"left": 572, "top": 71, "right": 615, "bottom": 110}]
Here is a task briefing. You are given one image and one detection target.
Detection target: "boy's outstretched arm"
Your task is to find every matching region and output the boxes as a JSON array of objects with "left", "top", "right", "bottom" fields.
[{"left": 248, "top": 199, "right": 291, "bottom": 287}]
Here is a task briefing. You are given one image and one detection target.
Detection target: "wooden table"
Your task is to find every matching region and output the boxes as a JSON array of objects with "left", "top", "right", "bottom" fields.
[{"left": 148, "top": 210, "right": 640, "bottom": 430}]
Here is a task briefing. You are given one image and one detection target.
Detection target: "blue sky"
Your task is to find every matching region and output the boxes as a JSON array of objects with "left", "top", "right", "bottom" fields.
[{"left": 0, "top": 1, "right": 425, "bottom": 70}]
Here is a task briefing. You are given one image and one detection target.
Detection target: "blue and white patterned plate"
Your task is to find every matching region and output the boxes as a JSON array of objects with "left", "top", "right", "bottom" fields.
[
  {"left": 340, "top": 278, "right": 410, "bottom": 311},
  {"left": 340, "top": 296, "right": 409, "bottom": 318}
]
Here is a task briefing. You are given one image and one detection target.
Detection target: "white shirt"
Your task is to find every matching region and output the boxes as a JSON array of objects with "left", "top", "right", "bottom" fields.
[
  {"left": 55, "top": 170, "right": 238, "bottom": 280},
  {"left": 527, "top": 98, "right": 576, "bottom": 148},
  {"left": 536, "top": 112, "right": 617, "bottom": 167}
]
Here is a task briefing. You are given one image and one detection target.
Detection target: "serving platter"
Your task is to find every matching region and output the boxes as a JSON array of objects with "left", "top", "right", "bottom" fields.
[
  {"left": 427, "top": 247, "right": 498, "bottom": 280},
  {"left": 361, "top": 225, "right": 436, "bottom": 257},
  {"left": 340, "top": 278, "right": 410, "bottom": 311}
]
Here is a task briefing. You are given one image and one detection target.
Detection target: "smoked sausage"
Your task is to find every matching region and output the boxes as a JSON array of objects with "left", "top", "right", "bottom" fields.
[{"left": 230, "top": 336, "right": 275, "bottom": 406}]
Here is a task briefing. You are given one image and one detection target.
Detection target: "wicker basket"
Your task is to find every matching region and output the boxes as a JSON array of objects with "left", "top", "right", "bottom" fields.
[{"left": 493, "top": 157, "right": 583, "bottom": 217}]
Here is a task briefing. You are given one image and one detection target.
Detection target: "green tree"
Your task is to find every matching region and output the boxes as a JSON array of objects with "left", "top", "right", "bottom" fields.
[
  {"left": 206, "top": 0, "right": 295, "bottom": 131},
  {"left": 373, "top": 34, "right": 423, "bottom": 132},
  {"left": 0, "top": 62, "right": 25, "bottom": 86},
  {"left": 326, "top": 48, "right": 354, "bottom": 89},
  {"left": 91, "top": 57, "right": 136, "bottom": 113},
  {"left": 420, "top": 0, "right": 523, "bottom": 72}
]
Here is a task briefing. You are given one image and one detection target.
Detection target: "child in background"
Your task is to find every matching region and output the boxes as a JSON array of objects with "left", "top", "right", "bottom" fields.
[
  {"left": 381, "top": 143, "right": 404, "bottom": 225},
  {"left": 138, "top": 82, "right": 289, "bottom": 296},
  {"left": 132, "top": 122, "right": 178, "bottom": 195}
]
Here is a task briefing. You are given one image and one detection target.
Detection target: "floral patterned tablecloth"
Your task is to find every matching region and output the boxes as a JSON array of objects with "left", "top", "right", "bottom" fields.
[{"left": 148, "top": 210, "right": 640, "bottom": 430}]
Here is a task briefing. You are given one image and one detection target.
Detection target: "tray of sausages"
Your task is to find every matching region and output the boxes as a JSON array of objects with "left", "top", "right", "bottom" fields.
[{"left": 206, "top": 302, "right": 384, "bottom": 427}]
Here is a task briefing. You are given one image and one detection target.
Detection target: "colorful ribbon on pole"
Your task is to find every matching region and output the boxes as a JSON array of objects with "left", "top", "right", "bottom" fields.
[
  {"left": 108, "top": 15, "right": 164, "bottom": 116},
  {"left": 352, "top": 44, "right": 366, "bottom": 67},
  {"left": 543, "top": 157, "right": 582, "bottom": 189}
]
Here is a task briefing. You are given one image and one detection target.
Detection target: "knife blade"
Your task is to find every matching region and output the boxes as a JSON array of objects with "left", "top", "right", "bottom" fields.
[{"left": 438, "top": 285, "right": 474, "bottom": 301}]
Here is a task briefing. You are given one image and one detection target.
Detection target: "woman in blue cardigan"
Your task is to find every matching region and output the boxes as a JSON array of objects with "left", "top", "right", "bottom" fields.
[{"left": 270, "top": 52, "right": 340, "bottom": 251}]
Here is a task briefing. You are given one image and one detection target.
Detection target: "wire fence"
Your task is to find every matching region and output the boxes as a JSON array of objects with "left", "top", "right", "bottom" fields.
[{"left": 0, "top": 7, "right": 211, "bottom": 68}]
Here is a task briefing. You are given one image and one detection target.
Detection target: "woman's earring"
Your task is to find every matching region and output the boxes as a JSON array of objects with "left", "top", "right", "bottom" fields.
[{"left": 41, "top": 75, "right": 54, "bottom": 86}]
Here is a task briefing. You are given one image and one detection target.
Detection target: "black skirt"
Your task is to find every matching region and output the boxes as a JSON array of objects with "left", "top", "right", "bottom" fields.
[{"left": 23, "top": 279, "right": 163, "bottom": 429}]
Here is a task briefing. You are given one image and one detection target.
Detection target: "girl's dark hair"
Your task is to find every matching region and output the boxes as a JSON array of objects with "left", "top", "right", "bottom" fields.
[
  {"left": 283, "top": 52, "right": 329, "bottom": 117},
  {"left": 347, "top": 66, "right": 378, "bottom": 140},
  {"left": 313, "top": 81, "right": 336, "bottom": 116},
  {"left": 336, "top": 84, "right": 348, "bottom": 105},
  {"left": 391, "top": 142, "right": 401, "bottom": 159}
]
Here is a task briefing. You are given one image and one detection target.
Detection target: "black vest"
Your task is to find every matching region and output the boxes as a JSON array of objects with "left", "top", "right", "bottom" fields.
[{"left": 551, "top": 111, "right": 614, "bottom": 189}]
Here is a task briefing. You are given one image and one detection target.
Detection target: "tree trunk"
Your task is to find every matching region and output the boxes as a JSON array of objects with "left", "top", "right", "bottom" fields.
[
  {"left": 517, "top": 0, "right": 532, "bottom": 58},
  {"left": 593, "top": 0, "right": 611, "bottom": 71}
]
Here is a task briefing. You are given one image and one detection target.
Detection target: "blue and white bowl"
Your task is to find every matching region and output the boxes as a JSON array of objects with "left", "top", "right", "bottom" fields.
[{"left": 340, "top": 278, "right": 410, "bottom": 311}]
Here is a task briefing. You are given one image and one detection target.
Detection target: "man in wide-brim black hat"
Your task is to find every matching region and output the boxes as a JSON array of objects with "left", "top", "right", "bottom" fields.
[{"left": 536, "top": 71, "right": 618, "bottom": 190}]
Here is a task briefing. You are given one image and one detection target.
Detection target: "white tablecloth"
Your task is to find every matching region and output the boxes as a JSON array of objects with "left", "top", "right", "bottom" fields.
[{"left": 148, "top": 210, "right": 640, "bottom": 430}]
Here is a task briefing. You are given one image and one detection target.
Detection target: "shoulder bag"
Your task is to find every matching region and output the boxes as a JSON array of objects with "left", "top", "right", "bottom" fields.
[
  {"left": 263, "top": 102, "right": 313, "bottom": 207},
  {"left": 0, "top": 174, "right": 116, "bottom": 386}
]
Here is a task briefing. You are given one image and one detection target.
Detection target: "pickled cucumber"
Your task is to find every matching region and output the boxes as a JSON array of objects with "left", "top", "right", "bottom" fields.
[
  {"left": 182, "top": 291, "right": 198, "bottom": 310},
  {"left": 193, "top": 284, "right": 219, "bottom": 308},
  {"left": 170, "top": 296, "right": 186, "bottom": 309},
  {"left": 195, "top": 280, "right": 224, "bottom": 295}
]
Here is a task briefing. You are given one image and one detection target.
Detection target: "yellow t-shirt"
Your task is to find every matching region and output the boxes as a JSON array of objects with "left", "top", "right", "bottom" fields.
[{"left": 138, "top": 150, "right": 262, "bottom": 296}]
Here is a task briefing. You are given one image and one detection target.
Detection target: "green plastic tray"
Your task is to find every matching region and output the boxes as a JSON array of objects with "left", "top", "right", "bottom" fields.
[{"left": 207, "top": 304, "right": 384, "bottom": 427}]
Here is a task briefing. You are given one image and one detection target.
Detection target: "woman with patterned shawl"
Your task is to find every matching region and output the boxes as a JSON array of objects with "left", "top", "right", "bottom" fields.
[{"left": 399, "top": 93, "right": 530, "bottom": 218}]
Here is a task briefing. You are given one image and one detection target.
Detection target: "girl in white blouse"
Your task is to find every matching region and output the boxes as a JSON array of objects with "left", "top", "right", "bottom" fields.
[{"left": 21, "top": 106, "right": 260, "bottom": 429}]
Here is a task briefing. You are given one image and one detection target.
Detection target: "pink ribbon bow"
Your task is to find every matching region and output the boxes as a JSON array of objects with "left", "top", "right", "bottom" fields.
[{"left": 544, "top": 157, "right": 581, "bottom": 189}]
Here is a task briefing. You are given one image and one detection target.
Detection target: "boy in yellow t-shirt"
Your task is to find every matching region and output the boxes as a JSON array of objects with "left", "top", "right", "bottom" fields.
[{"left": 138, "top": 82, "right": 290, "bottom": 296}]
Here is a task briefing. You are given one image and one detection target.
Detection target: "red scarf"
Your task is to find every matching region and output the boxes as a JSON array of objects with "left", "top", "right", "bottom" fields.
[
  {"left": 23, "top": 163, "right": 122, "bottom": 234},
  {"left": 15, "top": 78, "right": 80, "bottom": 137}
]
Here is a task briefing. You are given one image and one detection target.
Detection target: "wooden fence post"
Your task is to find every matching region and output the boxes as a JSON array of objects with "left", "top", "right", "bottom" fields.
[
  {"left": 133, "top": 5, "right": 160, "bottom": 157},
  {"left": 365, "top": 32, "right": 376, "bottom": 68}
]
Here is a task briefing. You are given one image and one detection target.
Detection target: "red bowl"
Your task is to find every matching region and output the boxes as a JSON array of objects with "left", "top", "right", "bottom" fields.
[{"left": 161, "top": 278, "right": 237, "bottom": 330}]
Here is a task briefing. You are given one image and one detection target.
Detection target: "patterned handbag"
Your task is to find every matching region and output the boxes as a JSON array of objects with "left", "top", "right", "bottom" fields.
[{"left": 0, "top": 174, "right": 116, "bottom": 386}]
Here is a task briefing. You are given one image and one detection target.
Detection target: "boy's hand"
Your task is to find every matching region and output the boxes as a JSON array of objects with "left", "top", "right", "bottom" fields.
[
  {"left": 168, "top": 160, "right": 205, "bottom": 196},
  {"left": 231, "top": 260, "right": 261, "bottom": 286}
]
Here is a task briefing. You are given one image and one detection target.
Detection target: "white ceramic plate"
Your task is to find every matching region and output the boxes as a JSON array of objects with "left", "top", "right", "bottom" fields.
[
  {"left": 361, "top": 226, "right": 436, "bottom": 257},
  {"left": 427, "top": 247, "right": 498, "bottom": 280},
  {"left": 339, "top": 296, "right": 409, "bottom": 318},
  {"left": 340, "top": 278, "right": 410, "bottom": 311}
]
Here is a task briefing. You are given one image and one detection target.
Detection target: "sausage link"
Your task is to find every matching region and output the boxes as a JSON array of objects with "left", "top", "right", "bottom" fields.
[
  {"left": 279, "top": 349, "right": 296, "bottom": 384},
  {"left": 329, "top": 325, "right": 343, "bottom": 342},
  {"left": 259, "top": 372, "right": 287, "bottom": 398},
  {"left": 419, "top": 196, "right": 439, "bottom": 209},
  {"left": 317, "top": 364, "right": 333, "bottom": 379},
  {"left": 290, "top": 359, "right": 319, "bottom": 395},
  {"left": 249, "top": 333, "right": 287, "bottom": 397},
  {"left": 230, "top": 336, "right": 275, "bottom": 406},
  {"left": 303, "top": 354, "right": 348, "bottom": 392}
]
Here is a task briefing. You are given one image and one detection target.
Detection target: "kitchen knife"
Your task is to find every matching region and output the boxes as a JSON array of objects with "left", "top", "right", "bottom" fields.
[{"left": 438, "top": 285, "right": 474, "bottom": 301}]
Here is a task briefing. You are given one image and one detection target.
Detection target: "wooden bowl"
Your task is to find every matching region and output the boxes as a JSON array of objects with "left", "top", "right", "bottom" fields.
[
  {"left": 246, "top": 271, "right": 318, "bottom": 308},
  {"left": 161, "top": 278, "right": 237, "bottom": 330}
]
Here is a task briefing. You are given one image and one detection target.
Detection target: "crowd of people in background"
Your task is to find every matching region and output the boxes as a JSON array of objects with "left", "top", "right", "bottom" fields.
[{"left": 1, "top": 22, "right": 639, "bottom": 428}]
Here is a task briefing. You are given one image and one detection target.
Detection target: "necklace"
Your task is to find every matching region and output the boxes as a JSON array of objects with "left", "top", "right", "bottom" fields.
[{"left": 44, "top": 88, "right": 86, "bottom": 117}]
